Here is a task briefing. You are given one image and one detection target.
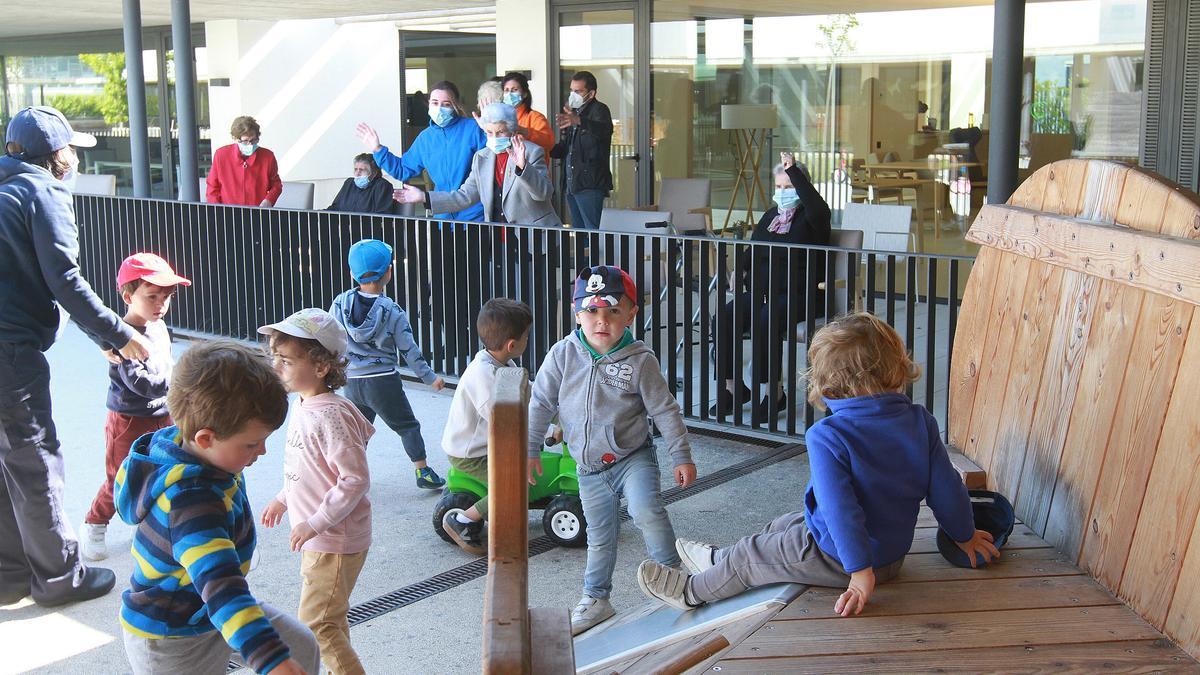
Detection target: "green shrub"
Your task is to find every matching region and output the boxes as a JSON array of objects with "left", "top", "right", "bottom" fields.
[{"left": 46, "top": 94, "right": 105, "bottom": 120}]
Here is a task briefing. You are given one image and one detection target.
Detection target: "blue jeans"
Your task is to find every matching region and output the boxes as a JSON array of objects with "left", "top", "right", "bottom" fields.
[
  {"left": 566, "top": 189, "right": 605, "bottom": 230},
  {"left": 343, "top": 373, "right": 427, "bottom": 463},
  {"left": 578, "top": 446, "right": 680, "bottom": 599}
]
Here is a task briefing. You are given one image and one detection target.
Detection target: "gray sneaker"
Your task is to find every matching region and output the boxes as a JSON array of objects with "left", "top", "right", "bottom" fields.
[
  {"left": 637, "top": 559, "right": 697, "bottom": 611},
  {"left": 675, "top": 539, "right": 716, "bottom": 575},
  {"left": 570, "top": 595, "right": 615, "bottom": 636},
  {"left": 80, "top": 522, "right": 108, "bottom": 561}
]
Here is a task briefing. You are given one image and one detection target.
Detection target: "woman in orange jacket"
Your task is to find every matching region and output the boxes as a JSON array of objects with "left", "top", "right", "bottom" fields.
[{"left": 500, "top": 72, "right": 554, "bottom": 154}]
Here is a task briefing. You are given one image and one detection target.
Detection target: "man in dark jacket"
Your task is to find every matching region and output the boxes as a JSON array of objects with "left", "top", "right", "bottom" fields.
[
  {"left": 0, "top": 106, "right": 151, "bottom": 607},
  {"left": 551, "top": 71, "right": 613, "bottom": 230}
]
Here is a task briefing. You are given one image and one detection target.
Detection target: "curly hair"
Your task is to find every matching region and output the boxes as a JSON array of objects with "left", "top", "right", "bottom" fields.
[
  {"left": 168, "top": 340, "right": 289, "bottom": 441},
  {"left": 268, "top": 332, "right": 348, "bottom": 391},
  {"left": 805, "top": 312, "right": 919, "bottom": 410},
  {"left": 230, "top": 115, "right": 261, "bottom": 140}
]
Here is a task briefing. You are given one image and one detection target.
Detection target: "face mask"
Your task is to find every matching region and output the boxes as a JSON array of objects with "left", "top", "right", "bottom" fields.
[
  {"left": 238, "top": 142, "right": 257, "bottom": 156},
  {"left": 428, "top": 105, "right": 456, "bottom": 127},
  {"left": 354, "top": 175, "right": 370, "bottom": 189},
  {"left": 487, "top": 136, "right": 512, "bottom": 154},
  {"left": 62, "top": 168, "right": 78, "bottom": 192},
  {"left": 503, "top": 92, "right": 523, "bottom": 107},
  {"left": 568, "top": 91, "right": 586, "bottom": 110},
  {"left": 773, "top": 187, "right": 799, "bottom": 210}
]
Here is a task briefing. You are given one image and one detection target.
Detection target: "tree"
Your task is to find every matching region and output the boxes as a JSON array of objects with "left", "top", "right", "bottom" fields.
[{"left": 79, "top": 52, "right": 128, "bottom": 125}]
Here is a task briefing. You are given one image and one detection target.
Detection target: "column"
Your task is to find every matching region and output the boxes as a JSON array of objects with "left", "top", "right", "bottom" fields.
[
  {"left": 123, "top": 0, "right": 151, "bottom": 198},
  {"left": 172, "top": 0, "right": 199, "bottom": 201},
  {"left": 986, "top": 0, "right": 1025, "bottom": 204}
]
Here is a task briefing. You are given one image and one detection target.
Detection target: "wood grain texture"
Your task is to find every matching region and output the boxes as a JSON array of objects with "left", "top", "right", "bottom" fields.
[
  {"left": 891, "top": 549, "right": 1079, "bottom": 583},
  {"left": 1077, "top": 161, "right": 1130, "bottom": 223},
  {"left": 947, "top": 249, "right": 1001, "bottom": 451},
  {"left": 1037, "top": 159, "right": 1088, "bottom": 217},
  {"left": 947, "top": 450, "right": 987, "bottom": 490},
  {"left": 1007, "top": 160, "right": 1052, "bottom": 212},
  {"left": 1161, "top": 188, "right": 1200, "bottom": 240},
  {"left": 1167, "top": 501, "right": 1200, "bottom": 662},
  {"left": 530, "top": 607, "right": 575, "bottom": 674},
  {"left": 908, "top": 523, "right": 1047, "bottom": 555}
]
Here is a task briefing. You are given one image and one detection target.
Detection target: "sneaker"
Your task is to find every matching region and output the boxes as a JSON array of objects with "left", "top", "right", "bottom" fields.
[
  {"left": 442, "top": 509, "right": 486, "bottom": 556},
  {"left": 80, "top": 523, "right": 108, "bottom": 561},
  {"left": 675, "top": 539, "right": 716, "bottom": 575},
  {"left": 570, "top": 595, "right": 615, "bottom": 636},
  {"left": 416, "top": 466, "right": 446, "bottom": 490},
  {"left": 637, "top": 559, "right": 697, "bottom": 611}
]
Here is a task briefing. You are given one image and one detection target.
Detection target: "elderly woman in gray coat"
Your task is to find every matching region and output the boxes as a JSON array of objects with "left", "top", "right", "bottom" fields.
[{"left": 393, "top": 102, "right": 561, "bottom": 226}]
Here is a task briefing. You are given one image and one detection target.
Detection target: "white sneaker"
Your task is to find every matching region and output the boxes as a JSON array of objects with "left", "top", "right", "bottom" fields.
[
  {"left": 676, "top": 539, "right": 716, "bottom": 575},
  {"left": 80, "top": 523, "right": 108, "bottom": 561},
  {"left": 637, "top": 559, "right": 696, "bottom": 611},
  {"left": 570, "top": 595, "right": 615, "bottom": 636}
]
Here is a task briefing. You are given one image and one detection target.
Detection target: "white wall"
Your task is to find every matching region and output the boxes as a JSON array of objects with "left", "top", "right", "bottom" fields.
[
  {"left": 496, "top": 0, "right": 551, "bottom": 119},
  {"left": 205, "top": 18, "right": 403, "bottom": 206}
]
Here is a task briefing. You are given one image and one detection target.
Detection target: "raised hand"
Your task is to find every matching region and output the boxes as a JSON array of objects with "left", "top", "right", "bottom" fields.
[
  {"left": 555, "top": 105, "right": 579, "bottom": 130},
  {"left": 356, "top": 122, "right": 382, "bottom": 152},
  {"left": 392, "top": 184, "right": 425, "bottom": 204},
  {"left": 472, "top": 111, "right": 485, "bottom": 129},
  {"left": 780, "top": 151, "right": 795, "bottom": 170},
  {"left": 510, "top": 135, "right": 527, "bottom": 169}
]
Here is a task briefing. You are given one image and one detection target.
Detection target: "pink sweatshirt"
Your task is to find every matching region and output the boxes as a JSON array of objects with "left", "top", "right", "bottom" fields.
[{"left": 277, "top": 393, "right": 375, "bottom": 554}]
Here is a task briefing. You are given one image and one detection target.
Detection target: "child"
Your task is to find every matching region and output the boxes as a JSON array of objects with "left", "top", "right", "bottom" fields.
[
  {"left": 259, "top": 308, "right": 374, "bottom": 675},
  {"left": 637, "top": 312, "right": 999, "bottom": 617},
  {"left": 330, "top": 239, "right": 447, "bottom": 490},
  {"left": 527, "top": 265, "right": 698, "bottom": 635},
  {"left": 440, "top": 298, "right": 533, "bottom": 555},
  {"left": 81, "top": 253, "right": 190, "bottom": 561},
  {"left": 115, "top": 340, "right": 318, "bottom": 675}
]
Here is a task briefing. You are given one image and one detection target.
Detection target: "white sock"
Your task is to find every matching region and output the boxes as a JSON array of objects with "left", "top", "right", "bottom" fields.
[{"left": 456, "top": 512, "right": 474, "bottom": 524}]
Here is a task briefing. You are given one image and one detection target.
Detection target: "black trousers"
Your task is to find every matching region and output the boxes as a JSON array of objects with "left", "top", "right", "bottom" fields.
[{"left": 711, "top": 293, "right": 795, "bottom": 387}]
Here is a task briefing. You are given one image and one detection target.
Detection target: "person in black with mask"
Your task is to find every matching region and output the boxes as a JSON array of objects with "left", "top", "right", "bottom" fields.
[
  {"left": 551, "top": 71, "right": 613, "bottom": 230},
  {"left": 327, "top": 154, "right": 398, "bottom": 214}
]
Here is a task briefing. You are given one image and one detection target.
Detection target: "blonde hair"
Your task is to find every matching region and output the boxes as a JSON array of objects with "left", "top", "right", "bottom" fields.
[
  {"left": 805, "top": 312, "right": 919, "bottom": 410},
  {"left": 168, "top": 340, "right": 289, "bottom": 441}
]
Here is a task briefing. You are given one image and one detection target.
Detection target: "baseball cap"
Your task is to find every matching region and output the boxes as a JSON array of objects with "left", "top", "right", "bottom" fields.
[
  {"left": 936, "top": 490, "right": 1015, "bottom": 569},
  {"left": 573, "top": 265, "right": 638, "bottom": 313},
  {"left": 347, "top": 239, "right": 394, "bottom": 283},
  {"left": 117, "top": 253, "right": 192, "bottom": 289},
  {"left": 5, "top": 106, "right": 96, "bottom": 159},
  {"left": 258, "top": 308, "right": 349, "bottom": 357}
]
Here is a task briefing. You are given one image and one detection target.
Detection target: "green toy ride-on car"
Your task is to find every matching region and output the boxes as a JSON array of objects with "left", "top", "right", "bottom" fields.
[{"left": 432, "top": 440, "right": 587, "bottom": 548}]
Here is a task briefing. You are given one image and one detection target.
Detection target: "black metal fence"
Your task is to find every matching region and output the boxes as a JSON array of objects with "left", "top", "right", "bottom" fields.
[{"left": 75, "top": 195, "right": 974, "bottom": 440}]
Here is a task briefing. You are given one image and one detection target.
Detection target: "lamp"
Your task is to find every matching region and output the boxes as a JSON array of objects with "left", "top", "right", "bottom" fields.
[{"left": 720, "top": 104, "right": 778, "bottom": 232}]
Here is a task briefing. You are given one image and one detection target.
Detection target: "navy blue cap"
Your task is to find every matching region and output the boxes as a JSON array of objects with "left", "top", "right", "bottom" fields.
[
  {"left": 573, "top": 265, "right": 638, "bottom": 313},
  {"left": 5, "top": 106, "right": 95, "bottom": 159},
  {"left": 347, "top": 239, "right": 393, "bottom": 283},
  {"left": 936, "top": 490, "right": 1015, "bottom": 568}
]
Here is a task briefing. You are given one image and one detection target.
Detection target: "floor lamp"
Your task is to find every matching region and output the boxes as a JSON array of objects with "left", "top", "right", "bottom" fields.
[{"left": 720, "top": 104, "right": 778, "bottom": 232}]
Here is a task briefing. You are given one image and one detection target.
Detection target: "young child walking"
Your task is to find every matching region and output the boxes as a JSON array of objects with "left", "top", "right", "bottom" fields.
[
  {"left": 527, "top": 265, "right": 698, "bottom": 635},
  {"left": 116, "top": 340, "right": 318, "bottom": 675},
  {"left": 259, "top": 308, "right": 374, "bottom": 675},
  {"left": 82, "top": 253, "right": 190, "bottom": 561},
  {"left": 637, "top": 312, "right": 999, "bottom": 617},
  {"left": 441, "top": 298, "right": 533, "bottom": 555},
  {"left": 330, "top": 239, "right": 446, "bottom": 490}
]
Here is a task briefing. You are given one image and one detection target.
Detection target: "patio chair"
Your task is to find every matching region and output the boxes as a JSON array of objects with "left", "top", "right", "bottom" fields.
[
  {"left": 597, "top": 208, "right": 672, "bottom": 300},
  {"left": 276, "top": 181, "right": 315, "bottom": 210}
]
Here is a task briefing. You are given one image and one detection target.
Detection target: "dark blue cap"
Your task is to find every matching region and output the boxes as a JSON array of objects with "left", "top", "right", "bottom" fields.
[
  {"left": 936, "top": 490, "right": 1015, "bottom": 568},
  {"left": 5, "top": 106, "right": 95, "bottom": 159}
]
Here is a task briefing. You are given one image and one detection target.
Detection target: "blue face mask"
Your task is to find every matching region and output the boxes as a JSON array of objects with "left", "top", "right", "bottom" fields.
[
  {"left": 773, "top": 187, "right": 799, "bottom": 210},
  {"left": 354, "top": 175, "right": 370, "bottom": 189},
  {"left": 502, "top": 92, "right": 523, "bottom": 107},
  {"left": 487, "top": 136, "right": 512, "bottom": 154},
  {"left": 237, "top": 142, "right": 258, "bottom": 156},
  {"left": 428, "top": 104, "right": 456, "bottom": 127}
]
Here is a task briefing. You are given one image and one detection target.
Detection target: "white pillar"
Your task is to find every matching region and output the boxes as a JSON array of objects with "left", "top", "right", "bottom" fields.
[{"left": 496, "top": 0, "right": 551, "bottom": 117}]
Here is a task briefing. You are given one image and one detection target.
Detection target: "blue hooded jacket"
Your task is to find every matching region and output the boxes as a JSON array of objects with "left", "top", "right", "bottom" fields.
[
  {"left": 329, "top": 288, "right": 437, "bottom": 383},
  {"left": 373, "top": 114, "right": 486, "bottom": 222}
]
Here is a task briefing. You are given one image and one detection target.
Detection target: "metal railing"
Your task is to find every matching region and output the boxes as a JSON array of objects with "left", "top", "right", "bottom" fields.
[{"left": 75, "top": 195, "right": 974, "bottom": 440}]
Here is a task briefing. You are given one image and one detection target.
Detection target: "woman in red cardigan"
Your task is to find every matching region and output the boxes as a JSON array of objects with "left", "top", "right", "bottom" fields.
[{"left": 205, "top": 115, "right": 282, "bottom": 206}]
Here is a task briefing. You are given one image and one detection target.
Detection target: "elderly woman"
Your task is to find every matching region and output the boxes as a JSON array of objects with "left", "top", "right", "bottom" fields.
[
  {"left": 712, "top": 151, "right": 831, "bottom": 422},
  {"left": 477, "top": 79, "right": 504, "bottom": 109},
  {"left": 326, "top": 153, "right": 396, "bottom": 214},
  {"left": 394, "top": 102, "right": 559, "bottom": 226}
]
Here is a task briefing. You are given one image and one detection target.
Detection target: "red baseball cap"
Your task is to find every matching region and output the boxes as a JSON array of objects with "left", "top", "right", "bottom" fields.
[{"left": 117, "top": 253, "right": 192, "bottom": 288}]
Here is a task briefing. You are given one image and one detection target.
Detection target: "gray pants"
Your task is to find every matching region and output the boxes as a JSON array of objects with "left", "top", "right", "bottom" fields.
[
  {"left": 344, "top": 373, "right": 427, "bottom": 463},
  {"left": 123, "top": 601, "right": 321, "bottom": 674},
  {"left": 689, "top": 511, "right": 903, "bottom": 603},
  {"left": 0, "top": 342, "right": 84, "bottom": 603}
]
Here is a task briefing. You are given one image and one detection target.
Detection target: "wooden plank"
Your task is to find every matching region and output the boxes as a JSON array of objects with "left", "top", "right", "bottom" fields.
[
  {"left": 946, "top": 449, "right": 986, "bottom": 489},
  {"left": 1037, "top": 158, "right": 1088, "bottom": 217},
  {"left": 1114, "top": 167, "right": 1171, "bottom": 232},
  {"left": 723, "top": 605, "right": 1162, "bottom": 659},
  {"left": 891, "top": 549, "right": 1080, "bottom": 583},
  {"left": 707, "top": 640, "right": 1198, "bottom": 673},
  {"left": 482, "top": 561, "right": 529, "bottom": 673},
  {"left": 1006, "top": 159, "right": 1052, "bottom": 211},
  {"left": 1079, "top": 296, "right": 1193, "bottom": 591},
  {"left": 947, "top": 248, "right": 1001, "bottom": 452},
  {"left": 681, "top": 608, "right": 782, "bottom": 675},
  {"left": 1077, "top": 161, "right": 1130, "bottom": 223},
  {"left": 1042, "top": 281, "right": 1142, "bottom": 558},
  {"left": 1161, "top": 188, "right": 1200, "bottom": 240},
  {"left": 530, "top": 607, "right": 575, "bottom": 674},
  {"left": 776, "top": 575, "right": 1117, "bottom": 619},
  {"left": 907, "top": 522, "right": 1047, "bottom": 554},
  {"left": 1167, "top": 498, "right": 1200, "bottom": 661},
  {"left": 966, "top": 204, "right": 1200, "bottom": 308},
  {"left": 614, "top": 605, "right": 780, "bottom": 675},
  {"left": 1121, "top": 320, "right": 1200, "bottom": 627}
]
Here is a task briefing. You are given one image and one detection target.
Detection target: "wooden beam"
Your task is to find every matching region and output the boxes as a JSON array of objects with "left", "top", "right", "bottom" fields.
[
  {"left": 946, "top": 448, "right": 986, "bottom": 489},
  {"left": 529, "top": 607, "right": 575, "bottom": 674},
  {"left": 967, "top": 203, "right": 1200, "bottom": 307}
]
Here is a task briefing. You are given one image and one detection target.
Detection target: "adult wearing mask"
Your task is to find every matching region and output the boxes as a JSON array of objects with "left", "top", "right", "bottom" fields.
[
  {"left": 356, "top": 80, "right": 486, "bottom": 222},
  {"left": 327, "top": 154, "right": 397, "bottom": 214},
  {"left": 711, "top": 152, "right": 831, "bottom": 422},
  {"left": 477, "top": 79, "right": 504, "bottom": 110},
  {"left": 501, "top": 72, "right": 554, "bottom": 155},
  {"left": 551, "top": 70, "right": 613, "bottom": 230},
  {"left": 205, "top": 115, "right": 282, "bottom": 206},
  {"left": 0, "top": 106, "right": 152, "bottom": 607}
]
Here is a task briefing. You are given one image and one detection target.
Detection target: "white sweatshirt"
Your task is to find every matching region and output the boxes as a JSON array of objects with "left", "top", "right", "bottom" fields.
[{"left": 442, "top": 350, "right": 516, "bottom": 459}]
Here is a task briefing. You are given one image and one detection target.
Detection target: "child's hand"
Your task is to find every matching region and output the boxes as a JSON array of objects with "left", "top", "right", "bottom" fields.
[
  {"left": 270, "top": 658, "right": 308, "bottom": 675},
  {"left": 289, "top": 522, "right": 318, "bottom": 552},
  {"left": 955, "top": 529, "right": 1001, "bottom": 568},
  {"left": 431, "top": 376, "right": 446, "bottom": 392},
  {"left": 101, "top": 347, "right": 122, "bottom": 365},
  {"left": 675, "top": 463, "right": 697, "bottom": 488},
  {"left": 834, "top": 567, "right": 875, "bottom": 617},
  {"left": 528, "top": 456, "right": 543, "bottom": 485},
  {"left": 260, "top": 498, "right": 287, "bottom": 528}
]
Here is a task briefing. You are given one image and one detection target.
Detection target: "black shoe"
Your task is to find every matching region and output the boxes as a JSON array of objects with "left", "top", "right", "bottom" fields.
[
  {"left": 34, "top": 567, "right": 116, "bottom": 608},
  {"left": 753, "top": 392, "right": 788, "bottom": 425},
  {"left": 709, "top": 384, "right": 752, "bottom": 416},
  {"left": 442, "top": 510, "right": 487, "bottom": 556},
  {"left": 0, "top": 584, "right": 30, "bottom": 605}
]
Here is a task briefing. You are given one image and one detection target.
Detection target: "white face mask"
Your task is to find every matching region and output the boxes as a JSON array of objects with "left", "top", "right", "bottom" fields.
[
  {"left": 568, "top": 91, "right": 586, "bottom": 109},
  {"left": 62, "top": 167, "right": 78, "bottom": 192}
]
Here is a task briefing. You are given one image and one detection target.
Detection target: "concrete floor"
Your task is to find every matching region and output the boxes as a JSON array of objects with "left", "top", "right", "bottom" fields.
[{"left": 1, "top": 324, "right": 809, "bottom": 674}]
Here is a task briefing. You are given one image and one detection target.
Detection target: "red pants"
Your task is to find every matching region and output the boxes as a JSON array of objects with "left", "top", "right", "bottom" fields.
[{"left": 85, "top": 411, "right": 171, "bottom": 525}]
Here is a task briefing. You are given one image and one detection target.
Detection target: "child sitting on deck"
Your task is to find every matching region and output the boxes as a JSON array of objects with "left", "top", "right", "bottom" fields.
[{"left": 637, "top": 312, "right": 998, "bottom": 616}]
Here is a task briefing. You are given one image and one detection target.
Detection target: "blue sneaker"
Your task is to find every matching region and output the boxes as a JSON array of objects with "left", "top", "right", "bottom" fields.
[{"left": 416, "top": 466, "right": 446, "bottom": 489}]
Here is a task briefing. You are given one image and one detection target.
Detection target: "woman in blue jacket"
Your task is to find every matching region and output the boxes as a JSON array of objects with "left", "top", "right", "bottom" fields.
[{"left": 356, "top": 80, "right": 486, "bottom": 222}]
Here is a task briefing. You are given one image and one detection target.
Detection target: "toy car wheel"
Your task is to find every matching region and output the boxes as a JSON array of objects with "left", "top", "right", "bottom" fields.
[
  {"left": 433, "top": 491, "right": 479, "bottom": 544},
  {"left": 542, "top": 495, "right": 587, "bottom": 548}
]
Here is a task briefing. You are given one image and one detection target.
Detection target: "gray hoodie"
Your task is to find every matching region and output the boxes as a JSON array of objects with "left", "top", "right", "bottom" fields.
[
  {"left": 330, "top": 288, "right": 436, "bottom": 382},
  {"left": 527, "top": 331, "right": 692, "bottom": 475}
]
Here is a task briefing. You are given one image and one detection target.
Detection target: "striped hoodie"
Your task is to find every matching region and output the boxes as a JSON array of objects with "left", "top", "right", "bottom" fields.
[{"left": 114, "top": 426, "right": 290, "bottom": 673}]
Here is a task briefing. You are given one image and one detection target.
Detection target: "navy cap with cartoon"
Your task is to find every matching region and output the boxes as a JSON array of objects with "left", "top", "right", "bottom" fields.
[{"left": 573, "top": 265, "right": 638, "bottom": 313}]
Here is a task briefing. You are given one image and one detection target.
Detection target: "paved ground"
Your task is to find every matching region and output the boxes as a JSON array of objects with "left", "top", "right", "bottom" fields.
[{"left": 1, "top": 324, "right": 809, "bottom": 674}]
